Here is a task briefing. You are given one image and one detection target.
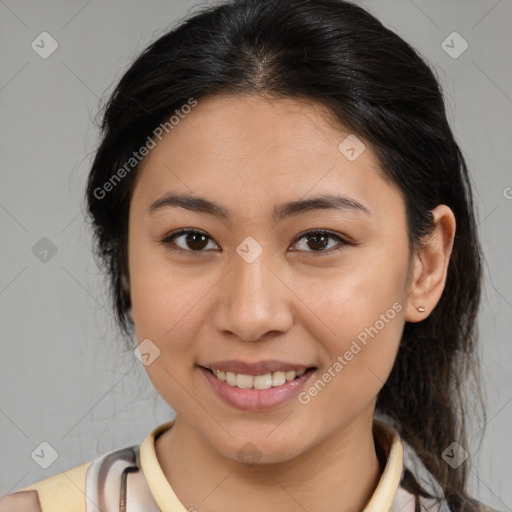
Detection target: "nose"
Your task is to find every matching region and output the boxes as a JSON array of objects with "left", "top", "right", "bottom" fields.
[{"left": 210, "top": 249, "right": 294, "bottom": 342}]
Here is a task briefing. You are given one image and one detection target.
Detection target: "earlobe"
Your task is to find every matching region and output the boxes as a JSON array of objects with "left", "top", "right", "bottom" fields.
[{"left": 404, "top": 205, "right": 456, "bottom": 323}]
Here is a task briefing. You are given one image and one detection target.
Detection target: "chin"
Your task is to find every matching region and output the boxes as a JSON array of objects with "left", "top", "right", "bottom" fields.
[{"left": 210, "top": 424, "right": 311, "bottom": 466}]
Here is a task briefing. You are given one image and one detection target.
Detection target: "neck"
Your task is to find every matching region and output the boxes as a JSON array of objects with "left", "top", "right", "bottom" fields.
[{"left": 155, "top": 407, "right": 382, "bottom": 512}]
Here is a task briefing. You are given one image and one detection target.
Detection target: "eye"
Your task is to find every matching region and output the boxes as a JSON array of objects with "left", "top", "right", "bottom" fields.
[
  {"left": 160, "top": 228, "right": 350, "bottom": 256},
  {"left": 160, "top": 228, "right": 220, "bottom": 254},
  {"left": 289, "top": 229, "right": 349, "bottom": 255}
]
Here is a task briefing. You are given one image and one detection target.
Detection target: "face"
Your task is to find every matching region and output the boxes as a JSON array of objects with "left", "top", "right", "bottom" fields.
[{"left": 128, "top": 94, "right": 411, "bottom": 463}]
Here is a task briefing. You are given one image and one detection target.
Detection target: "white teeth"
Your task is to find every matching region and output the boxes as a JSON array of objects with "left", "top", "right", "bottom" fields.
[
  {"left": 226, "top": 371, "right": 237, "bottom": 386},
  {"left": 253, "top": 373, "right": 273, "bottom": 390},
  {"left": 236, "top": 373, "right": 254, "bottom": 389},
  {"left": 285, "top": 370, "right": 296, "bottom": 381},
  {"left": 211, "top": 368, "right": 309, "bottom": 389},
  {"left": 271, "top": 371, "right": 286, "bottom": 386}
]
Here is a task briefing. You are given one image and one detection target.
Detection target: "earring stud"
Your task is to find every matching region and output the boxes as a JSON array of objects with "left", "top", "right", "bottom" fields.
[{"left": 416, "top": 306, "right": 425, "bottom": 313}]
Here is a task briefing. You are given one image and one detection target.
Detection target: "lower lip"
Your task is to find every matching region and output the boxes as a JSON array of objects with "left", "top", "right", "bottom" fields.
[{"left": 199, "top": 366, "right": 316, "bottom": 412}]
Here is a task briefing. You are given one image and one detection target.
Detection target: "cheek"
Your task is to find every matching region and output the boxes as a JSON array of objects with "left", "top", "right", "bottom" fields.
[
  {"left": 293, "top": 253, "right": 407, "bottom": 408},
  {"left": 130, "top": 265, "right": 213, "bottom": 375},
  {"left": 128, "top": 239, "right": 201, "bottom": 388},
  {"left": 129, "top": 262, "right": 207, "bottom": 412},
  {"left": 128, "top": 230, "right": 208, "bottom": 338},
  {"left": 296, "top": 256, "right": 405, "bottom": 348}
]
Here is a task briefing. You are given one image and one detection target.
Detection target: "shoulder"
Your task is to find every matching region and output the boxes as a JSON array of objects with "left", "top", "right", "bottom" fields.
[
  {"left": 1, "top": 422, "right": 173, "bottom": 512},
  {"left": 395, "top": 436, "right": 502, "bottom": 512},
  {"left": 373, "top": 415, "right": 502, "bottom": 512},
  {"left": 0, "top": 461, "right": 91, "bottom": 512},
  {"left": 0, "top": 443, "right": 161, "bottom": 512},
  {"left": 477, "top": 505, "right": 503, "bottom": 512}
]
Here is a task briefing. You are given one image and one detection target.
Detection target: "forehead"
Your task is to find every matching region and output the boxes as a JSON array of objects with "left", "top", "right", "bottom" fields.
[{"left": 131, "top": 94, "right": 404, "bottom": 221}]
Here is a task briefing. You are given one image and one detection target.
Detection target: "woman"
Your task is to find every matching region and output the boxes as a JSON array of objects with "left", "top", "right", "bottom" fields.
[{"left": 0, "top": 0, "right": 497, "bottom": 511}]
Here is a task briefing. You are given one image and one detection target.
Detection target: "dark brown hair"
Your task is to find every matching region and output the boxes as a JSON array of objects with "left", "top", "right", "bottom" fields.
[{"left": 85, "top": 1, "right": 484, "bottom": 509}]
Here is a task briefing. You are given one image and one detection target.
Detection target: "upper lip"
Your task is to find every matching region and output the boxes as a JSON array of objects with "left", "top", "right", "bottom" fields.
[{"left": 201, "top": 360, "right": 314, "bottom": 375}]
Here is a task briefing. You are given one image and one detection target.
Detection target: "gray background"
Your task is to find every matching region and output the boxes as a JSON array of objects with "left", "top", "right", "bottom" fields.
[{"left": 0, "top": 0, "right": 511, "bottom": 509}]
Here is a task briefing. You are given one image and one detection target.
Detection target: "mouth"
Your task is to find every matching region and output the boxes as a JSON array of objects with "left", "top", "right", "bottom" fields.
[
  {"left": 201, "top": 366, "right": 315, "bottom": 390},
  {"left": 198, "top": 363, "right": 317, "bottom": 411}
]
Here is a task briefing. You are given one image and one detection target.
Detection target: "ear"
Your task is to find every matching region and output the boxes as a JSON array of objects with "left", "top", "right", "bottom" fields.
[{"left": 404, "top": 204, "right": 456, "bottom": 322}]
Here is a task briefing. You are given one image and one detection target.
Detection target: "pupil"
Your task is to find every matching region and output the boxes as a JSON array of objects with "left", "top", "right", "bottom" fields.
[
  {"left": 308, "top": 233, "right": 327, "bottom": 251},
  {"left": 187, "top": 232, "right": 208, "bottom": 250}
]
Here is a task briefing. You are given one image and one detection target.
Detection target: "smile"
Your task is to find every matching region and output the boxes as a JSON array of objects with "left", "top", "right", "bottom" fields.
[
  {"left": 199, "top": 363, "right": 317, "bottom": 411},
  {"left": 209, "top": 368, "right": 307, "bottom": 390}
]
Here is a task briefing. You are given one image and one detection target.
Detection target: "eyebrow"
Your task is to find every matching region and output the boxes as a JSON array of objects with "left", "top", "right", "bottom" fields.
[{"left": 148, "top": 192, "right": 371, "bottom": 222}]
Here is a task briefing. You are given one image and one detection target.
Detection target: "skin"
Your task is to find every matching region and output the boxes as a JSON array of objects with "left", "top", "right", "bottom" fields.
[{"left": 127, "top": 94, "right": 456, "bottom": 512}]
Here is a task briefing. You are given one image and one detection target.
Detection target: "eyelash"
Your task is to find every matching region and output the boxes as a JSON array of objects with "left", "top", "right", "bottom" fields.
[{"left": 160, "top": 228, "right": 351, "bottom": 256}]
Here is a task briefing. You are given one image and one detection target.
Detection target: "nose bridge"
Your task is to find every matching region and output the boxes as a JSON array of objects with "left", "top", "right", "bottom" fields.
[
  {"left": 211, "top": 240, "right": 293, "bottom": 341},
  {"left": 232, "top": 247, "right": 271, "bottom": 301}
]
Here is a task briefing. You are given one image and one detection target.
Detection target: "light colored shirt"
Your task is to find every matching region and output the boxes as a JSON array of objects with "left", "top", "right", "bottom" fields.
[{"left": 0, "top": 419, "right": 496, "bottom": 512}]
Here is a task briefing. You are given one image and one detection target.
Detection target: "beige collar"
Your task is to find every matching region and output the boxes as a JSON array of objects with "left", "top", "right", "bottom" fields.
[{"left": 140, "top": 418, "right": 403, "bottom": 512}]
